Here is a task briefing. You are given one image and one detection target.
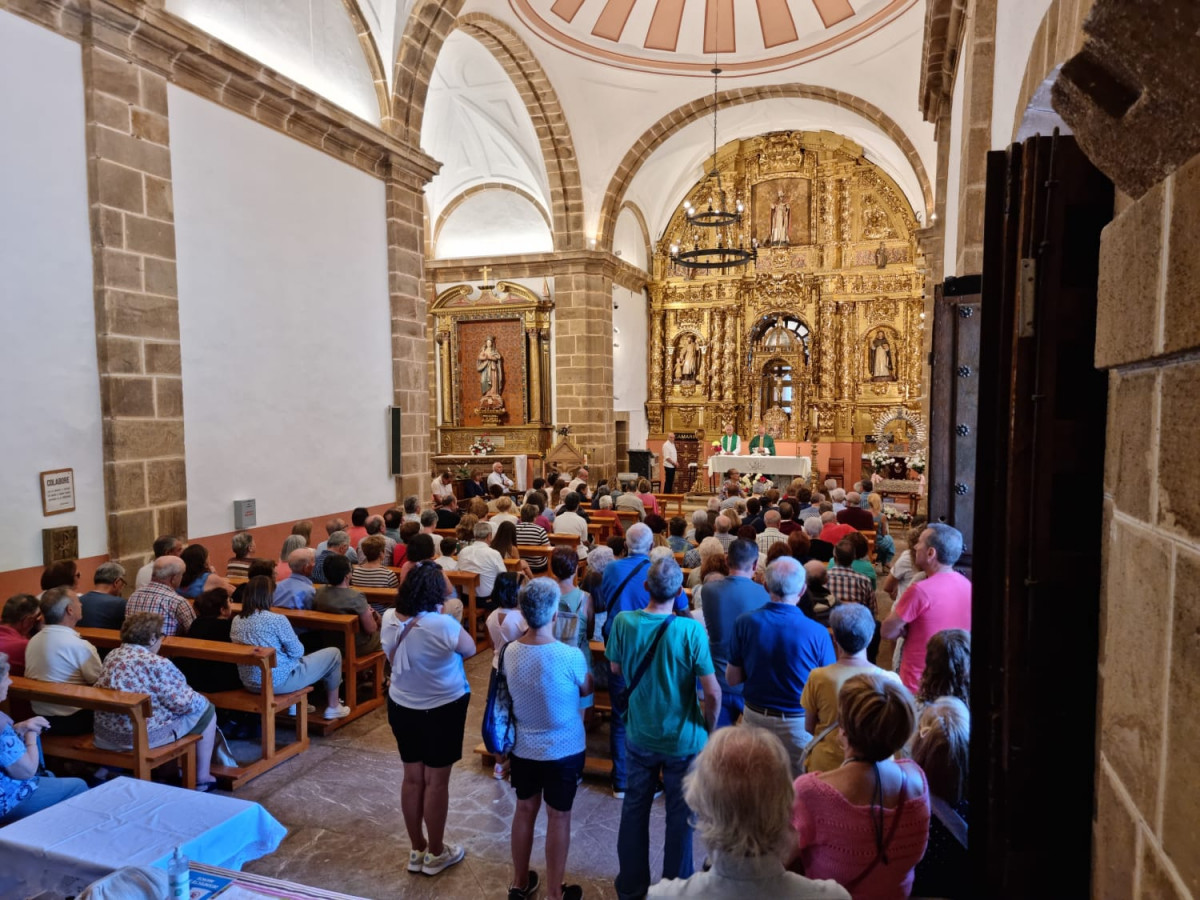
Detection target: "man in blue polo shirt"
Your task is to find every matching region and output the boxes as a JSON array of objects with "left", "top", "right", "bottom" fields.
[
  {"left": 597, "top": 523, "right": 687, "bottom": 797},
  {"left": 699, "top": 539, "right": 768, "bottom": 727},
  {"left": 727, "top": 556, "right": 835, "bottom": 776}
]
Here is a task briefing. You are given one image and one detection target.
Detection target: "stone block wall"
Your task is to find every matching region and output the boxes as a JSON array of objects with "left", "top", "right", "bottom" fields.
[
  {"left": 83, "top": 45, "right": 187, "bottom": 573},
  {"left": 953, "top": 0, "right": 996, "bottom": 276},
  {"left": 1093, "top": 150, "right": 1200, "bottom": 899}
]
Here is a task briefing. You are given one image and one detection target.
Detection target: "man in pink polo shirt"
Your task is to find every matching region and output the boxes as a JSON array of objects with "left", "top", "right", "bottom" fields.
[{"left": 881, "top": 523, "right": 971, "bottom": 693}]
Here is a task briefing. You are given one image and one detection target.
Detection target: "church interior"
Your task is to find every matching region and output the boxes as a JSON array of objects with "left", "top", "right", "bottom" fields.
[{"left": 1, "top": 0, "right": 1198, "bottom": 897}]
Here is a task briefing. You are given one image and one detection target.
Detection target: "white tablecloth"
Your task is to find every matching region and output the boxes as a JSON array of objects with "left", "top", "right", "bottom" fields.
[
  {"left": 707, "top": 455, "right": 811, "bottom": 479},
  {"left": 0, "top": 777, "right": 286, "bottom": 897}
]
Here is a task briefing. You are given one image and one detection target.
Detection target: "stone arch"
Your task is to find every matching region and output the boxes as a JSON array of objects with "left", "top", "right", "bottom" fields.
[
  {"left": 598, "top": 85, "right": 934, "bottom": 249},
  {"left": 1010, "top": 0, "right": 1094, "bottom": 144},
  {"left": 432, "top": 183, "right": 554, "bottom": 253},
  {"left": 455, "top": 13, "right": 586, "bottom": 250},
  {"left": 338, "top": 0, "right": 391, "bottom": 123},
  {"left": 615, "top": 201, "right": 652, "bottom": 271},
  {"left": 391, "top": 0, "right": 467, "bottom": 141}
]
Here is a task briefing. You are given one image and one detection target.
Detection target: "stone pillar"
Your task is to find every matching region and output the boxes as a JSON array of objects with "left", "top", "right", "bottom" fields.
[
  {"left": 386, "top": 166, "right": 432, "bottom": 500},
  {"left": 954, "top": 0, "right": 997, "bottom": 275},
  {"left": 83, "top": 45, "right": 186, "bottom": 572},
  {"left": 553, "top": 259, "right": 615, "bottom": 480}
]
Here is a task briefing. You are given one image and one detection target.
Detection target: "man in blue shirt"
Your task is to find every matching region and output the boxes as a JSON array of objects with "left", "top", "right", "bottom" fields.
[
  {"left": 699, "top": 539, "right": 768, "bottom": 727},
  {"left": 273, "top": 548, "right": 316, "bottom": 611},
  {"left": 597, "top": 523, "right": 687, "bottom": 795},
  {"left": 727, "top": 556, "right": 835, "bottom": 776}
]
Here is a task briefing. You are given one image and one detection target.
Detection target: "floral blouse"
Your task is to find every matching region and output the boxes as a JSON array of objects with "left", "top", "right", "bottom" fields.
[
  {"left": 0, "top": 712, "right": 37, "bottom": 817},
  {"left": 94, "top": 644, "right": 209, "bottom": 749}
]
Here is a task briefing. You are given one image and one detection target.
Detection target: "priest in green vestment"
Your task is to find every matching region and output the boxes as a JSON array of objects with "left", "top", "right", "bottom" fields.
[
  {"left": 718, "top": 423, "right": 741, "bottom": 454},
  {"left": 749, "top": 424, "right": 776, "bottom": 456}
]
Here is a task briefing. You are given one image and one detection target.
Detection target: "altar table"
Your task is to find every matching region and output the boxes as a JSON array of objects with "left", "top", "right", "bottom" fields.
[
  {"left": 707, "top": 454, "right": 812, "bottom": 479},
  {"left": 0, "top": 776, "right": 286, "bottom": 897}
]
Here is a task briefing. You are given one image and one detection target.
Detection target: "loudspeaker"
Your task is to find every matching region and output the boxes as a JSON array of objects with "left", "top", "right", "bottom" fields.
[{"left": 389, "top": 407, "right": 403, "bottom": 476}]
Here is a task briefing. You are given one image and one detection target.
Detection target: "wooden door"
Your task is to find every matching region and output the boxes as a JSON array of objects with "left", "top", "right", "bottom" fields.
[{"left": 971, "top": 135, "right": 1112, "bottom": 897}]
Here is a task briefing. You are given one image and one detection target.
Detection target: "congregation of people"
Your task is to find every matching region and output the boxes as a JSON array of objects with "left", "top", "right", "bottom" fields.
[{"left": 0, "top": 462, "right": 972, "bottom": 899}]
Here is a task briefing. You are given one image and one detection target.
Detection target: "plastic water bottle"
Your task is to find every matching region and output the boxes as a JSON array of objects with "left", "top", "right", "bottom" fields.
[{"left": 168, "top": 846, "right": 189, "bottom": 900}]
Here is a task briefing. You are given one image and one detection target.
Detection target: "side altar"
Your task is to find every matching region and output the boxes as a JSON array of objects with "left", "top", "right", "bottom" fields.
[{"left": 431, "top": 277, "right": 554, "bottom": 476}]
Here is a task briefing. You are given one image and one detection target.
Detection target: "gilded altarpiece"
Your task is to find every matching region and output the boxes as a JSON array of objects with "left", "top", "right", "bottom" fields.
[
  {"left": 646, "top": 131, "right": 926, "bottom": 445},
  {"left": 431, "top": 282, "right": 554, "bottom": 456}
]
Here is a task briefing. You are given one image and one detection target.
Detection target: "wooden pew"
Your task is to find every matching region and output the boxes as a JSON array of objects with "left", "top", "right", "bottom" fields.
[
  {"left": 615, "top": 510, "right": 640, "bottom": 530},
  {"left": 587, "top": 521, "right": 609, "bottom": 543},
  {"left": 76, "top": 628, "right": 311, "bottom": 791},
  {"left": 434, "top": 528, "right": 457, "bottom": 540},
  {"left": 5, "top": 675, "right": 199, "bottom": 789},
  {"left": 548, "top": 533, "right": 581, "bottom": 550},
  {"left": 654, "top": 494, "right": 687, "bottom": 517},
  {"left": 365, "top": 572, "right": 486, "bottom": 651}
]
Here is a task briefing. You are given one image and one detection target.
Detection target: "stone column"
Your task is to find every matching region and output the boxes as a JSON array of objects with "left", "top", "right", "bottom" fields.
[
  {"left": 386, "top": 166, "right": 432, "bottom": 500},
  {"left": 83, "top": 45, "right": 186, "bottom": 572},
  {"left": 954, "top": 0, "right": 997, "bottom": 275},
  {"left": 553, "top": 258, "right": 615, "bottom": 480}
]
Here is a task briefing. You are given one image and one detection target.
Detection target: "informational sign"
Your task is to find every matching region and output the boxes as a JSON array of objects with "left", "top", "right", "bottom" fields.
[{"left": 40, "top": 468, "right": 76, "bottom": 516}]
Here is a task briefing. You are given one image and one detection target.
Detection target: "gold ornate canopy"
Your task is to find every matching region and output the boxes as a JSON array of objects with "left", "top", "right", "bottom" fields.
[{"left": 646, "top": 130, "right": 926, "bottom": 445}]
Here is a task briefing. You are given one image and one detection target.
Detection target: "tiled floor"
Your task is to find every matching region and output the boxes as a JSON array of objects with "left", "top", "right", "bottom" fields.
[{"left": 230, "top": 569, "right": 898, "bottom": 899}]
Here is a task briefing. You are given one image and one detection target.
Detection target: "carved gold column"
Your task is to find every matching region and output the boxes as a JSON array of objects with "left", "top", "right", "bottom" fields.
[
  {"left": 526, "top": 327, "right": 542, "bottom": 424},
  {"left": 436, "top": 330, "right": 452, "bottom": 424},
  {"left": 649, "top": 310, "right": 664, "bottom": 404},
  {"left": 723, "top": 309, "right": 736, "bottom": 403}
]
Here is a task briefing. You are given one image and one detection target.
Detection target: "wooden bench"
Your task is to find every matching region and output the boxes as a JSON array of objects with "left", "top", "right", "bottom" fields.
[
  {"left": 615, "top": 509, "right": 640, "bottom": 530},
  {"left": 76, "top": 628, "right": 311, "bottom": 791},
  {"left": 365, "top": 571, "right": 486, "bottom": 651},
  {"left": 548, "top": 533, "right": 581, "bottom": 550},
  {"left": 655, "top": 494, "right": 687, "bottom": 516},
  {"left": 5, "top": 675, "right": 200, "bottom": 789}
]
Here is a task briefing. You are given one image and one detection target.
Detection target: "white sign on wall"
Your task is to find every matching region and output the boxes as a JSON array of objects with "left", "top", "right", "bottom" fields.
[{"left": 40, "top": 468, "right": 76, "bottom": 516}]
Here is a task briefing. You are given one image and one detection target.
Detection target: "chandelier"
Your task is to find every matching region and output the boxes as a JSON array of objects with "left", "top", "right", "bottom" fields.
[{"left": 669, "top": 45, "right": 756, "bottom": 272}]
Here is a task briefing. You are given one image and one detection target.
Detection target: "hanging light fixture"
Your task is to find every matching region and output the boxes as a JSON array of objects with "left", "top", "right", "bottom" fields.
[{"left": 670, "top": 30, "right": 756, "bottom": 272}]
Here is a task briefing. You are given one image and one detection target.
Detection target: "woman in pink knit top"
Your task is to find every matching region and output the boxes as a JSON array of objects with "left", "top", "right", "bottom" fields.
[{"left": 789, "top": 673, "right": 930, "bottom": 898}]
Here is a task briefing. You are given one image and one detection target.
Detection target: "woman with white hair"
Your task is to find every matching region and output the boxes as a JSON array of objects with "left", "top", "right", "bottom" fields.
[
  {"left": 687, "top": 536, "right": 726, "bottom": 590},
  {"left": 649, "top": 726, "right": 848, "bottom": 897},
  {"left": 505, "top": 578, "right": 593, "bottom": 900},
  {"left": 804, "top": 516, "right": 834, "bottom": 563}
]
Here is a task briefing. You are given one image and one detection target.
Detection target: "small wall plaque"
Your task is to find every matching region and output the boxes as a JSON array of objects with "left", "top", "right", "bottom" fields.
[
  {"left": 233, "top": 499, "right": 257, "bottom": 529},
  {"left": 42, "top": 525, "right": 79, "bottom": 566},
  {"left": 40, "top": 468, "right": 76, "bottom": 516}
]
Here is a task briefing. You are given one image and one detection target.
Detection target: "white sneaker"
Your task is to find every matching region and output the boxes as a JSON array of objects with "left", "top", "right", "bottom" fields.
[
  {"left": 407, "top": 849, "right": 424, "bottom": 873},
  {"left": 422, "top": 842, "right": 465, "bottom": 875},
  {"left": 323, "top": 704, "right": 351, "bottom": 720}
]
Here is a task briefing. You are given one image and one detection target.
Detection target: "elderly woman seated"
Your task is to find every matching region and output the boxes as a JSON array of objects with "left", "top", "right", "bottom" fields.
[
  {"left": 0, "top": 651, "right": 89, "bottom": 824},
  {"left": 649, "top": 726, "right": 849, "bottom": 898},
  {"left": 93, "top": 613, "right": 219, "bottom": 791}
]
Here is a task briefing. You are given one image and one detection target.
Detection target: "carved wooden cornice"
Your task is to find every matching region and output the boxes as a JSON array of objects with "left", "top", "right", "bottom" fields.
[
  {"left": 1, "top": 0, "right": 439, "bottom": 183},
  {"left": 919, "top": 0, "right": 969, "bottom": 128},
  {"left": 427, "top": 251, "right": 649, "bottom": 293}
]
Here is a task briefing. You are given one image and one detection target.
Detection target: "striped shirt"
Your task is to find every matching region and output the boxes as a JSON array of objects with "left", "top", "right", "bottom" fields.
[
  {"left": 515, "top": 522, "right": 551, "bottom": 572},
  {"left": 350, "top": 566, "right": 399, "bottom": 589}
]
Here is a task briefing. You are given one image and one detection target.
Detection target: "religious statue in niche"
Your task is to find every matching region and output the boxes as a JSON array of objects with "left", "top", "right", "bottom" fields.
[
  {"left": 674, "top": 334, "right": 700, "bottom": 382},
  {"left": 876, "top": 242, "right": 889, "bottom": 269},
  {"left": 870, "top": 331, "right": 895, "bottom": 381},
  {"left": 769, "top": 191, "right": 790, "bottom": 246},
  {"left": 477, "top": 336, "right": 505, "bottom": 408}
]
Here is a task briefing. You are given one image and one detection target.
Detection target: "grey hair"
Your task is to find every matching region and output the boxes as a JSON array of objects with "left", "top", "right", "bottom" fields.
[
  {"left": 599, "top": 495, "right": 613, "bottom": 509},
  {"left": 403, "top": 495, "right": 420, "bottom": 513},
  {"left": 691, "top": 509, "right": 708, "bottom": 528},
  {"left": 326, "top": 530, "right": 350, "bottom": 549},
  {"left": 419, "top": 510, "right": 438, "bottom": 527},
  {"left": 40, "top": 587, "right": 74, "bottom": 625},
  {"left": 830, "top": 602, "right": 876, "bottom": 654},
  {"left": 0, "top": 651, "right": 8, "bottom": 680},
  {"left": 765, "top": 556, "right": 806, "bottom": 599},
  {"left": 706, "top": 497, "right": 721, "bottom": 512},
  {"left": 698, "top": 536, "right": 725, "bottom": 562},
  {"left": 587, "top": 546, "right": 615, "bottom": 573},
  {"left": 925, "top": 523, "right": 965, "bottom": 567},
  {"left": 280, "top": 534, "right": 306, "bottom": 561},
  {"left": 763, "top": 509, "right": 781, "bottom": 527},
  {"left": 820, "top": 511, "right": 837, "bottom": 523},
  {"left": 846, "top": 491, "right": 861, "bottom": 504},
  {"left": 152, "top": 556, "right": 185, "bottom": 582},
  {"left": 714, "top": 516, "right": 732, "bottom": 533},
  {"left": 94, "top": 562, "right": 126, "bottom": 585},
  {"left": 365, "top": 515, "right": 385, "bottom": 534},
  {"left": 803, "top": 516, "right": 823, "bottom": 538},
  {"left": 649, "top": 546, "right": 675, "bottom": 562},
  {"left": 645, "top": 556, "right": 684, "bottom": 602},
  {"left": 831, "top": 488, "right": 847, "bottom": 503},
  {"left": 517, "top": 577, "right": 560, "bottom": 629},
  {"left": 626, "top": 522, "right": 653, "bottom": 555},
  {"left": 473, "top": 521, "right": 493, "bottom": 541},
  {"left": 683, "top": 725, "right": 795, "bottom": 858},
  {"left": 288, "top": 548, "right": 315, "bottom": 573},
  {"left": 824, "top": 479, "right": 837, "bottom": 492},
  {"left": 231, "top": 531, "right": 254, "bottom": 557}
]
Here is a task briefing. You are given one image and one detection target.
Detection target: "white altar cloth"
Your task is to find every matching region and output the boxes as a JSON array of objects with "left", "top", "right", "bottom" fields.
[
  {"left": 0, "top": 776, "right": 286, "bottom": 897},
  {"left": 707, "top": 455, "right": 812, "bottom": 479}
]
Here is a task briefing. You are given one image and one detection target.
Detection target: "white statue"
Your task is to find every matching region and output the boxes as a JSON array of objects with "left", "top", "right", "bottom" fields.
[
  {"left": 871, "top": 332, "right": 893, "bottom": 380},
  {"left": 769, "top": 190, "right": 790, "bottom": 245}
]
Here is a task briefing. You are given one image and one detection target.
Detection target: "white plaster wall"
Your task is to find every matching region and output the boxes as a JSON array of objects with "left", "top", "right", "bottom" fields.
[
  {"left": 168, "top": 86, "right": 394, "bottom": 537},
  {"left": 435, "top": 190, "right": 553, "bottom": 259},
  {"left": 613, "top": 207, "right": 650, "bottom": 272},
  {"left": 943, "top": 64, "right": 967, "bottom": 279},
  {"left": 993, "top": 0, "right": 1055, "bottom": 148},
  {"left": 612, "top": 285, "right": 648, "bottom": 450},
  {"left": 0, "top": 12, "right": 107, "bottom": 571},
  {"left": 166, "top": 0, "right": 380, "bottom": 123}
]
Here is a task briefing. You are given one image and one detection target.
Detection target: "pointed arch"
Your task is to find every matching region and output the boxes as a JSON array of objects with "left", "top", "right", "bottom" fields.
[
  {"left": 338, "top": 0, "right": 390, "bottom": 123},
  {"left": 615, "top": 200, "right": 653, "bottom": 271},
  {"left": 456, "top": 13, "right": 586, "bottom": 250},
  {"left": 598, "top": 85, "right": 934, "bottom": 248}
]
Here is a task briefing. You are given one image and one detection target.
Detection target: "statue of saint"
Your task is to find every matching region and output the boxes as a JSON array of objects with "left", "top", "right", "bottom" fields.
[
  {"left": 769, "top": 190, "right": 790, "bottom": 246},
  {"left": 875, "top": 242, "right": 889, "bottom": 269},
  {"left": 477, "top": 336, "right": 504, "bottom": 397},
  {"left": 677, "top": 334, "right": 698, "bottom": 380},
  {"left": 871, "top": 332, "right": 894, "bottom": 380}
]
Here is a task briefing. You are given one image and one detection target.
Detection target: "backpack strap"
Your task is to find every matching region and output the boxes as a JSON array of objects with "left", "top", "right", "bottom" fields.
[{"left": 623, "top": 616, "right": 673, "bottom": 702}]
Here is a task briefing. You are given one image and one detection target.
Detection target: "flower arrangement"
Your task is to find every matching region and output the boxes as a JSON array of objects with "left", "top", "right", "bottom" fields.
[
  {"left": 869, "top": 448, "right": 893, "bottom": 471},
  {"left": 469, "top": 434, "right": 496, "bottom": 455},
  {"left": 885, "top": 506, "right": 913, "bottom": 525},
  {"left": 739, "top": 474, "right": 771, "bottom": 492},
  {"left": 908, "top": 450, "right": 926, "bottom": 474},
  {"left": 711, "top": 441, "right": 724, "bottom": 455},
  {"left": 455, "top": 465, "right": 472, "bottom": 480}
]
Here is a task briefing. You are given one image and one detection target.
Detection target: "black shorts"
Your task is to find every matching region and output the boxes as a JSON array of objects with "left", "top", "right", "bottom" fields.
[
  {"left": 387, "top": 694, "right": 470, "bottom": 768},
  {"left": 510, "top": 751, "right": 586, "bottom": 811}
]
